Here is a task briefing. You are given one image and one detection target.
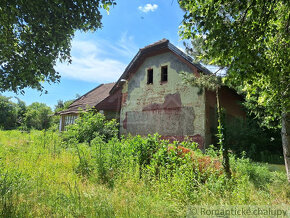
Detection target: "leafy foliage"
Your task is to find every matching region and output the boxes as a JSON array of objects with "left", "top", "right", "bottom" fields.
[
  {"left": 179, "top": 0, "right": 289, "bottom": 128},
  {"left": 130, "top": 134, "right": 162, "bottom": 169},
  {"left": 0, "top": 0, "right": 116, "bottom": 93},
  {"left": 63, "top": 111, "right": 118, "bottom": 144},
  {"left": 0, "top": 95, "right": 27, "bottom": 129},
  {"left": 24, "top": 102, "right": 52, "bottom": 130},
  {"left": 181, "top": 71, "right": 222, "bottom": 91},
  {"left": 0, "top": 95, "right": 55, "bottom": 130},
  {"left": 179, "top": 0, "right": 290, "bottom": 180},
  {"left": 54, "top": 99, "right": 74, "bottom": 113},
  {"left": 225, "top": 118, "right": 283, "bottom": 164},
  {"left": 0, "top": 96, "right": 18, "bottom": 130}
]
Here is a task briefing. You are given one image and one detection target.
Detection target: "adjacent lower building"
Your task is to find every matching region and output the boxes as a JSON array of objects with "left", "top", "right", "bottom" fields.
[{"left": 58, "top": 82, "right": 121, "bottom": 131}]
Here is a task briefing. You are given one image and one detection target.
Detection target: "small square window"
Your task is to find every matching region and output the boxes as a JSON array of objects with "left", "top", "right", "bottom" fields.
[
  {"left": 147, "top": 69, "right": 153, "bottom": 84},
  {"left": 161, "top": 66, "right": 168, "bottom": 82}
]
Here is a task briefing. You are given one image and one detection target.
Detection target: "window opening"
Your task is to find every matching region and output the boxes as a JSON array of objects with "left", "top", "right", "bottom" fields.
[
  {"left": 147, "top": 69, "right": 153, "bottom": 84},
  {"left": 161, "top": 66, "right": 168, "bottom": 82}
]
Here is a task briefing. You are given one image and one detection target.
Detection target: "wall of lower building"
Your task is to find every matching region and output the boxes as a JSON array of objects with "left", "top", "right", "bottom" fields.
[
  {"left": 59, "top": 113, "right": 79, "bottom": 131},
  {"left": 59, "top": 110, "right": 118, "bottom": 131},
  {"left": 120, "top": 52, "right": 206, "bottom": 148},
  {"left": 205, "top": 87, "right": 246, "bottom": 146},
  {"left": 103, "top": 110, "right": 120, "bottom": 121}
]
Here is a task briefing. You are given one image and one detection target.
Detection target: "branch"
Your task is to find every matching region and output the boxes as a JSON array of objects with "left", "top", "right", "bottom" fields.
[
  {"left": 240, "top": 0, "right": 255, "bottom": 25},
  {"left": 213, "top": 67, "right": 225, "bottom": 76}
]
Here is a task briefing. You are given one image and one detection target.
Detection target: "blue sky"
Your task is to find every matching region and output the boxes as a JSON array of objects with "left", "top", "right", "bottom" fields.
[{"left": 3, "top": 1, "right": 188, "bottom": 109}]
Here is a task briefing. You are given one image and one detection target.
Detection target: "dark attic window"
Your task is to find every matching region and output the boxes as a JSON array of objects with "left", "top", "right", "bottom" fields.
[
  {"left": 161, "top": 65, "right": 168, "bottom": 82},
  {"left": 147, "top": 69, "right": 153, "bottom": 84}
]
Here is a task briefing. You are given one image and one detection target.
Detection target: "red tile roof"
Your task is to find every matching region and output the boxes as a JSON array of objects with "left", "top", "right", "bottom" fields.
[{"left": 58, "top": 82, "right": 115, "bottom": 115}]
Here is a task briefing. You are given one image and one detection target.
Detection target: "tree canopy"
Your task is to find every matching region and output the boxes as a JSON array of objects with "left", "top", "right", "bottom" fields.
[
  {"left": 179, "top": 0, "right": 289, "bottom": 127},
  {"left": 0, "top": 95, "right": 55, "bottom": 130},
  {"left": 54, "top": 99, "right": 74, "bottom": 113},
  {"left": 179, "top": 0, "right": 289, "bottom": 180},
  {"left": 0, "top": 95, "right": 19, "bottom": 129},
  {"left": 24, "top": 102, "right": 52, "bottom": 130},
  {"left": 0, "top": 0, "right": 115, "bottom": 94}
]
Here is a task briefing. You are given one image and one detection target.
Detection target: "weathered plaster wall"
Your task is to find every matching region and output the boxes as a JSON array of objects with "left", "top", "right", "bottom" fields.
[{"left": 120, "top": 52, "right": 206, "bottom": 147}]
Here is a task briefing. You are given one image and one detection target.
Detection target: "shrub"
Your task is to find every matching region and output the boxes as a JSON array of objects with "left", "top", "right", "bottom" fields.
[
  {"left": 224, "top": 119, "right": 283, "bottom": 164},
  {"left": 74, "top": 142, "right": 94, "bottom": 177},
  {"left": 23, "top": 102, "right": 52, "bottom": 130},
  {"left": 91, "top": 136, "right": 124, "bottom": 185},
  {"left": 63, "top": 111, "right": 118, "bottom": 144},
  {"left": 131, "top": 134, "right": 161, "bottom": 168},
  {"left": 231, "top": 156, "right": 274, "bottom": 189}
]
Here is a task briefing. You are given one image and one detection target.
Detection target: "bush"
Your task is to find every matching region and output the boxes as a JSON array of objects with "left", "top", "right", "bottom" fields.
[
  {"left": 130, "top": 134, "right": 161, "bottom": 168},
  {"left": 224, "top": 119, "right": 283, "bottom": 164},
  {"left": 231, "top": 155, "right": 274, "bottom": 189},
  {"left": 63, "top": 111, "right": 118, "bottom": 144}
]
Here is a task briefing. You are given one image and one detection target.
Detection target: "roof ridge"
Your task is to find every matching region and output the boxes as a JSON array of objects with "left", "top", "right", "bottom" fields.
[
  {"left": 141, "top": 38, "right": 169, "bottom": 50},
  {"left": 168, "top": 42, "right": 212, "bottom": 74},
  {"left": 74, "top": 82, "right": 116, "bottom": 102},
  {"left": 57, "top": 83, "right": 117, "bottom": 115},
  {"left": 110, "top": 38, "right": 212, "bottom": 94}
]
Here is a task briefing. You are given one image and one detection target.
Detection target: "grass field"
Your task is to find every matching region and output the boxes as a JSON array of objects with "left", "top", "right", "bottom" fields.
[{"left": 0, "top": 130, "right": 289, "bottom": 217}]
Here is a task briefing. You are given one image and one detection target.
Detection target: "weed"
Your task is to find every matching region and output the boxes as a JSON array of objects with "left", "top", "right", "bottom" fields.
[{"left": 0, "top": 130, "right": 288, "bottom": 217}]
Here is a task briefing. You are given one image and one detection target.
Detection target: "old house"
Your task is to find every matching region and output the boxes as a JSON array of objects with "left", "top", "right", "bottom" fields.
[
  {"left": 59, "top": 39, "right": 245, "bottom": 148},
  {"left": 58, "top": 82, "right": 121, "bottom": 131}
]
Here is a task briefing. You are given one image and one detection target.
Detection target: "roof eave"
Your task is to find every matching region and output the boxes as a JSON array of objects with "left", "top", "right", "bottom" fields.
[{"left": 110, "top": 39, "right": 212, "bottom": 94}]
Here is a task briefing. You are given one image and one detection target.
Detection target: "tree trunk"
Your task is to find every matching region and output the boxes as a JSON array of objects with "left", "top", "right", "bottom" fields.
[{"left": 282, "top": 112, "right": 290, "bottom": 182}]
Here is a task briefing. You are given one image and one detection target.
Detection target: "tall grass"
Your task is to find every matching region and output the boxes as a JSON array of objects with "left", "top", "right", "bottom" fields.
[{"left": 0, "top": 130, "right": 289, "bottom": 217}]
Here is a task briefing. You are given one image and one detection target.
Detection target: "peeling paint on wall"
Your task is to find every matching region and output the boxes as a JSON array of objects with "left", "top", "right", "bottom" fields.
[
  {"left": 120, "top": 51, "right": 206, "bottom": 148},
  {"left": 123, "top": 112, "right": 128, "bottom": 130},
  {"left": 142, "top": 92, "right": 182, "bottom": 111},
  {"left": 124, "top": 108, "right": 195, "bottom": 135},
  {"left": 122, "top": 93, "right": 128, "bottom": 106}
]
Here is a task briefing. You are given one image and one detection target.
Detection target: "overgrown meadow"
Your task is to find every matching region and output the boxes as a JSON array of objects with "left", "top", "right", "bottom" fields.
[{"left": 0, "top": 113, "right": 289, "bottom": 217}]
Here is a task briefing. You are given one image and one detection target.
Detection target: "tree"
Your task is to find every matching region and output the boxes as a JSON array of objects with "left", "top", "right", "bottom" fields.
[
  {"left": 0, "top": 95, "right": 26, "bottom": 129},
  {"left": 24, "top": 102, "right": 53, "bottom": 130},
  {"left": 0, "top": 0, "right": 115, "bottom": 94},
  {"left": 0, "top": 95, "right": 18, "bottom": 129},
  {"left": 54, "top": 99, "right": 74, "bottom": 113},
  {"left": 179, "top": 0, "right": 290, "bottom": 180},
  {"left": 15, "top": 97, "right": 27, "bottom": 126}
]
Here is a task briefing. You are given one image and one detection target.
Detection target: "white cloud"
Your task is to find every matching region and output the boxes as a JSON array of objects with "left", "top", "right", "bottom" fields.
[
  {"left": 55, "top": 35, "right": 138, "bottom": 83},
  {"left": 109, "top": 32, "right": 138, "bottom": 58},
  {"left": 138, "top": 4, "right": 158, "bottom": 13},
  {"left": 71, "top": 40, "right": 99, "bottom": 56},
  {"left": 56, "top": 55, "right": 126, "bottom": 83}
]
